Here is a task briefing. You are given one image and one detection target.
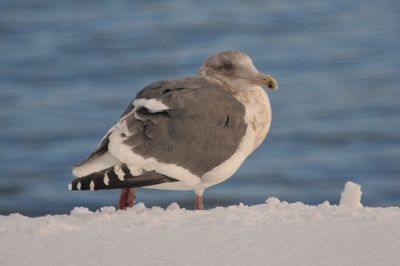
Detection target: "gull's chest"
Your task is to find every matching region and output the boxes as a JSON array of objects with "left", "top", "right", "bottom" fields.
[
  {"left": 198, "top": 87, "right": 272, "bottom": 187},
  {"left": 237, "top": 87, "right": 272, "bottom": 150}
]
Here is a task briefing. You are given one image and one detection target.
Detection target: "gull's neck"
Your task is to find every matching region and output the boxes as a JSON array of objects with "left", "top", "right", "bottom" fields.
[{"left": 200, "top": 74, "right": 243, "bottom": 95}]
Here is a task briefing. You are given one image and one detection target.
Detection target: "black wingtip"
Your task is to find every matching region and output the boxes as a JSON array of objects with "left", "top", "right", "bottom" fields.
[{"left": 68, "top": 165, "right": 179, "bottom": 192}]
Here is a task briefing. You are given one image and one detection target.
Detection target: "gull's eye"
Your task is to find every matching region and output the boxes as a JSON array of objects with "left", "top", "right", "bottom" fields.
[{"left": 223, "top": 61, "right": 233, "bottom": 71}]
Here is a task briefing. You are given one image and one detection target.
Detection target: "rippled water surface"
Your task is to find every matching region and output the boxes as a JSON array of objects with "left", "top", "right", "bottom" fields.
[{"left": 0, "top": 0, "right": 399, "bottom": 216}]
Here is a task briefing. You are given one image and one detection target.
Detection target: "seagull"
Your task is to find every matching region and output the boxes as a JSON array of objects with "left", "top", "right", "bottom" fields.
[{"left": 69, "top": 51, "right": 278, "bottom": 210}]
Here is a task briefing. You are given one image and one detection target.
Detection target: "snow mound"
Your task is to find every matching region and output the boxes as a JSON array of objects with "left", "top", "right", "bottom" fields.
[
  {"left": 1, "top": 182, "right": 400, "bottom": 266},
  {"left": 340, "top": 181, "right": 363, "bottom": 208}
]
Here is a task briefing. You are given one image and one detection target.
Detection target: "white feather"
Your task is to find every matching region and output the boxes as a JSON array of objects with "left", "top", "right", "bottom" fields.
[
  {"left": 89, "top": 181, "right": 95, "bottom": 191},
  {"left": 133, "top": 98, "right": 169, "bottom": 113},
  {"left": 72, "top": 152, "right": 119, "bottom": 178},
  {"left": 114, "top": 165, "right": 125, "bottom": 181},
  {"left": 103, "top": 173, "right": 110, "bottom": 186}
]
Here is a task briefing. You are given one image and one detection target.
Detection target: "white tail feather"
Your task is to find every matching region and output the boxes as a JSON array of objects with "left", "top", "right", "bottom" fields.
[{"left": 72, "top": 152, "right": 119, "bottom": 177}]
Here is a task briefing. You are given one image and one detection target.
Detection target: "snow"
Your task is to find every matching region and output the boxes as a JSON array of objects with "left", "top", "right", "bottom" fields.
[
  {"left": 1, "top": 182, "right": 400, "bottom": 266},
  {"left": 340, "top": 181, "right": 363, "bottom": 208}
]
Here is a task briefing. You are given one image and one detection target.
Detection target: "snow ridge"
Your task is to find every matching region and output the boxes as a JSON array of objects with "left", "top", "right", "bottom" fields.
[{"left": 1, "top": 182, "right": 399, "bottom": 266}]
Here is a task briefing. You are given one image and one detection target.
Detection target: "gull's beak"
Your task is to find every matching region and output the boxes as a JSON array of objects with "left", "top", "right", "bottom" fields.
[{"left": 256, "top": 72, "right": 279, "bottom": 90}]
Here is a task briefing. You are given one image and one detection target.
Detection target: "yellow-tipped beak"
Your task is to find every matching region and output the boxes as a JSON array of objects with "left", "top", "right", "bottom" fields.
[{"left": 258, "top": 73, "right": 279, "bottom": 90}]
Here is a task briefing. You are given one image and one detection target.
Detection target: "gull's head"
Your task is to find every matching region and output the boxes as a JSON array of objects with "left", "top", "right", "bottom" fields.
[{"left": 199, "top": 51, "right": 278, "bottom": 91}]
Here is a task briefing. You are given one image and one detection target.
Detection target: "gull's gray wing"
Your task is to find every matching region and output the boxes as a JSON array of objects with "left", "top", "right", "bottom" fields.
[{"left": 110, "top": 76, "right": 247, "bottom": 179}]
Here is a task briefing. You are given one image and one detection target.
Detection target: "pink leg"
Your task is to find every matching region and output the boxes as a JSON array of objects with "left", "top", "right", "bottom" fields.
[
  {"left": 195, "top": 194, "right": 204, "bottom": 210},
  {"left": 118, "top": 188, "right": 136, "bottom": 210}
]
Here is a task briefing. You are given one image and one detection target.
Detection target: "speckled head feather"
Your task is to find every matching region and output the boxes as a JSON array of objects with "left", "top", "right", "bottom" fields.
[{"left": 199, "top": 51, "right": 278, "bottom": 92}]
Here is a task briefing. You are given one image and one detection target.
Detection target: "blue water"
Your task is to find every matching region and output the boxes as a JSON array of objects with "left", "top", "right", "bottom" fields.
[{"left": 0, "top": 0, "right": 399, "bottom": 216}]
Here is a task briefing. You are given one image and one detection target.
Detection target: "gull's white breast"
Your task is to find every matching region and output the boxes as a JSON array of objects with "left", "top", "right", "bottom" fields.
[{"left": 199, "top": 86, "right": 272, "bottom": 187}]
